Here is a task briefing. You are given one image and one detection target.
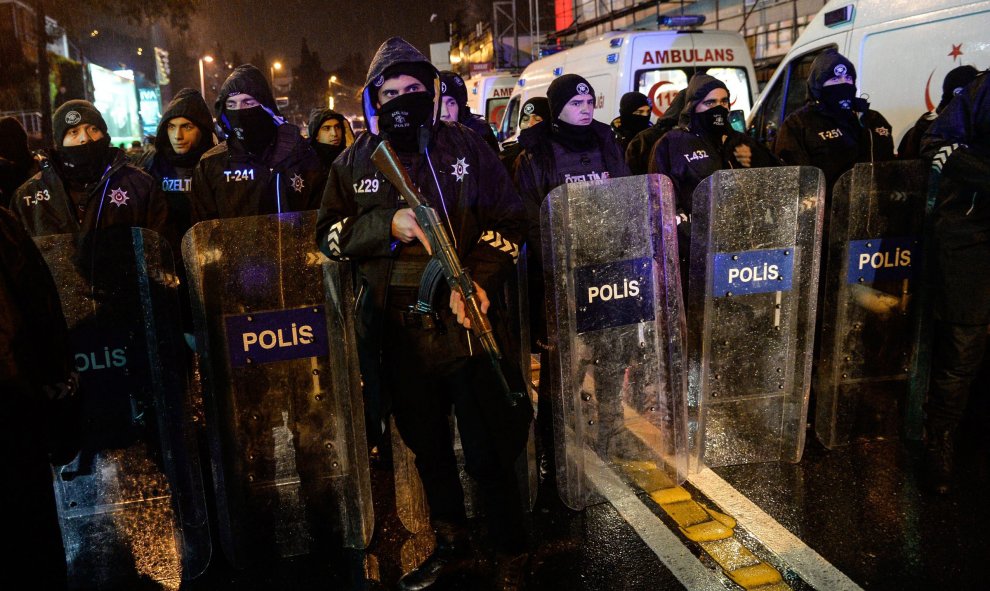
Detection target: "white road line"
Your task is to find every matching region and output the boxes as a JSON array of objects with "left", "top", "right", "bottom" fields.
[
  {"left": 689, "top": 468, "right": 864, "bottom": 591},
  {"left": 582, "top": 448, "right": 725, "bottom": 591}
]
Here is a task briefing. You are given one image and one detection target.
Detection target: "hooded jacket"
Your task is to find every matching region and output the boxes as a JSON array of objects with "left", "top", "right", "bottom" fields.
[
  {"left": 315, "top": 37, "right": 528, "bottom": 448},
  {"left": 11, "top": 147, "right": 167, "bottom": 239},
  {"left": 625, "top": 88, "right": 687, "bottom": 175},
  {"left": 920, "top": 71, "right": 990, "bottom": 324},
  {"left": 774, "top": 51, "right": 894, "bottom": 193},
  {"left": 649, "top": 76, "right": 778, "bottom": 213},
  {"left": 144, "top": 88, "right": 216, "bottom": 239},
  {"left": 190, "top": 65, "right": 327, "bottom": 222},
  {"left": 307, "top": 108, "right": 355, "bottom": 168}
]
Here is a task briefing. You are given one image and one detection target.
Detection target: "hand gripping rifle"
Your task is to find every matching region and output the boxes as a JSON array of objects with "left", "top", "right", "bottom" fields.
[{"left": 371, "top": 140, "right": 525, "bottom": 407}]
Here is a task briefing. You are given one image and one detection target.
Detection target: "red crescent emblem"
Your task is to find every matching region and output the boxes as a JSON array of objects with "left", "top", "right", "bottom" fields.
[
  {"left": 648, "top": 80, "right": 674, "bottom": 117},
  {"left": 924, "top": 70, "right": 936, "bottom": 113}
]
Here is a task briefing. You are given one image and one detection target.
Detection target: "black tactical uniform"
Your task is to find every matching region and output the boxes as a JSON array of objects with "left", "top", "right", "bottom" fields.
[
  {"left": 625, "top": 89, "right": 686, "bottom": 176},
  {"left": 143, "top": 88, "right": 216, "bottom": 241},
  {"left": 649, "top": 75, "right": 777, "bottom": 213},
  {"left": 774, "top": 50, "right": 895, "bottom": 196},
  {"left": 12, "top": 148, "right": 165, "bottom": 238},
  {"left": 191, "top": 65, "right": 327, "bottom": 222},
  {"left": 512, "top": 74, "right": 630, "bottom": 500},
  {"left": 316, "top": 38, "right": 531, "bottom": 590},
  {"left": 920, "top": 71, "right": 990, "bottom": 494},
  {"left": 898, "top": 65, "right": 979, "bottom": 160},
  {"left": 1, "top": 205, "right": 78, "bottom": 588}
]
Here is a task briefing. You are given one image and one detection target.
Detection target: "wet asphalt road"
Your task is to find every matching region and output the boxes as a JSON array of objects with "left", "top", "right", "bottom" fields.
[{"left": 181, "top": 394, "right": 989, "bottom": 591}]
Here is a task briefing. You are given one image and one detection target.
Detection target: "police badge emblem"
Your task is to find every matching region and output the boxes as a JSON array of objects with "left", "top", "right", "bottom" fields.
[
  {"left": 65, "top": 111, "right": 82, "bottom": 125},
  {"left": 834, "top": 64, "right": 847, "bottom": 77},
  {"left": 576, "top": 82, "right": 590, "bottom": 95}
]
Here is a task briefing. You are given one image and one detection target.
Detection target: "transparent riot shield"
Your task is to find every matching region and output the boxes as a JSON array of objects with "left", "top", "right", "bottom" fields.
[
  {"left": 541, "top": 174, "right": 689, "bottom": 511},
  {"left": 34, "top": 228, "right": 209, "bottom": 588},
  {"left": 390, "top": 252, "right": 537, "bottom": 533},
  {"left": 688, "top": 167, "right": 824, "bottom": 467},
  {"left": 816, "top": 162, "right": 928, "bottom": 448},
  {"left": 182, "top": 211, "right": 372, "bottom": 568}
]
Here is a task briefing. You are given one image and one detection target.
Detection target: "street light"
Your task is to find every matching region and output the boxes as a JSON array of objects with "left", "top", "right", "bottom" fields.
[
  {"left": 198, "top": 55, "right": 214, "bottom": 100},
  {"left": 270, "top": 61, "right": 283, "bottom": 87},
  {"left": 328, "top": 75, "right": 337, "bottom": 109}
]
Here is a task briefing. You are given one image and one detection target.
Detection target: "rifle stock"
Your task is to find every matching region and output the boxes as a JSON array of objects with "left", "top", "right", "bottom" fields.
[{"left": 371, "top": 140, "right": 524, "bottom": 406}]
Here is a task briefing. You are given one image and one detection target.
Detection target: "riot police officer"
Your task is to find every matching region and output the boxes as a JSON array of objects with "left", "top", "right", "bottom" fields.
[
  {"left": 438, "top": 70, "right": 500, "bottom": 153},
  {"left": 774, "top": 49, "right": 895, "bottom": 197},
  {"left": 610, "top": 91, "right": 652, "bottom": 152},
  {"left": 316, "top": 37, "right": 531, "bottom": 591},
  {"left": 899, "top": 65, "right": 978, "bottom": 160},
  {"left": 512, "top": 73, "right": 630, "bottom": 495},
  {"left": 11, "top": 100, "right": 167, "bottom": 238},
  {"left": 308, "top": 107, "right": 354, "bottom": 169},
  {"left": 920, "top": 70, "right": 990, "bottom": 494},
  {"left": 143, "top": 88, "right": 216, "bottom": 241},
  {"left": 191, "top": 65, "right": 326, "bottom": 222}
]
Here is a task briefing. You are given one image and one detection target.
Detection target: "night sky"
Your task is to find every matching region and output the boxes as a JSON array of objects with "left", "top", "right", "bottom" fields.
[{"left": 186, "top": 0, "right": 488, "bottom": 84}]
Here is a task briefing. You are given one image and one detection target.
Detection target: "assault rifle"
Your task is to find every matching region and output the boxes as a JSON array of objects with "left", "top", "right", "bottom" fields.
[{"left": 371, "top": 140, "right": 525, "bottom": 407}]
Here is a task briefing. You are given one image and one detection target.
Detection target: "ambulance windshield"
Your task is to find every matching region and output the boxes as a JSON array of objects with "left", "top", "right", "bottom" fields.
[{"left": 636, "top": 66, "right": 752, "bottom": 118}]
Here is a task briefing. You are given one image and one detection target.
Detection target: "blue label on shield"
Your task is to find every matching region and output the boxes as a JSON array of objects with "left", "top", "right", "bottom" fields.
[
  {"left": 574, "top": 258, "right": 654, "bottom": 334},
  {"left": 713, "top": 249, "right": 793, "bottom": 297},
  {"left": 225, "top": 306, "right": 329, "bottom": 367},
  {"left": 847, "top": 237, "right": 918, "bottom": 284}
]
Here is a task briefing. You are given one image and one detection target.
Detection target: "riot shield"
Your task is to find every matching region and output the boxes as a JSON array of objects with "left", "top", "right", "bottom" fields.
[
  {"left": 541, "top": 174, "right": 689, "bottom": 511},
  {"left": 182, "top": 211, "right": 372, "bottom": 568},
  {"left": 35, "top": 228, "right": 209, "bottom": 588},
  {"left": 390, "top": 253, "right": 537, "bottom": 533},
  {"left": 816, "top": 162, "right": 928, "bottom": 448},
  {"left": 688, "top": 167, "right": 824, "bottom": 467}
]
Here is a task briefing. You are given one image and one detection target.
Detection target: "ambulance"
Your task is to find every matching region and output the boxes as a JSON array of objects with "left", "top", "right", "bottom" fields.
[
  {"left": 748, "top": 0, "right": 990, "bottom": 148},
  {"left": 464, "top": 70, "right": 520, "bottom": 132},
  {"left": 497, "top": 23, "right": 758, "bottom": 142}
]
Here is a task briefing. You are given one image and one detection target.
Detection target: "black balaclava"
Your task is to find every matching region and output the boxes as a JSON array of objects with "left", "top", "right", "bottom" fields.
[
  {"left": 618, "top": 91, "right": 652, "bottom": 136},
  {"left": 216, "top": 65, "right": 282, "bottom": 156},
  {"left": 155, "top": 88, "right": 215, "bottom": 168},
  {"left": 439, "top": 70, "right": 470, "bottom": 123},
  {"left": 52, "top": 100, "right": 112, "bottom": 188},
  {"left": 548, "top": 74, "right": 597, "bottom": 151},
  {"left": 681, "top": 74, "right": 730, "bottom": 139},
  {"left": 374, "top": 62, "right": 437, "bottom": 153},
  {"left": 938, "top": 65, "right": 979, "bottom": 112},
  {"left": 0, "top": 116, "right": 33, "bottom": 199},
  {"left": 363, "top": 37, "right": 440, "bottom": 154},
  {"left": 807, "top": 49, "right": 867, "bottom": 114}
]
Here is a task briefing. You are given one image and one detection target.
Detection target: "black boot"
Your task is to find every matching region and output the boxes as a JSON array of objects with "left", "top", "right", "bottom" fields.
[
  {"left": 398, "top": 522, "right": 472, "bottom": 591},
  {"left": 925, "top": 429, "right": 956, "bottom": 495},
  {"left": 494, "top": 552, "right": 529, "bottom": 591}
]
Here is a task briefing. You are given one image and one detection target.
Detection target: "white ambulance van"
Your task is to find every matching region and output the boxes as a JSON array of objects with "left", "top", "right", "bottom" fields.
[
  {"left": 748, "top": 0, "right": 990, "bottom": 148},
  {"left": 464, "top": 71, "right": 520, "bottom": 132},
  {"left": 497, "top": 26, "right": 758, "bottom": 142}
]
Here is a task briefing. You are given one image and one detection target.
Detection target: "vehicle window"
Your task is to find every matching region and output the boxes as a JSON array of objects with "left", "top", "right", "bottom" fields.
[
  {"left": 750, "top": 44, "right": 836, "bottom": 149},
  {"left": 783, "top": 48, "right": 832, "bottom": 120},
  {"left": 636, "top": 69, "right": 689, "bottom": 117},
  {"left": 486, "top": 97, "right": 509, "bottom": 129},
  {"left": 500, "top": 95, "right": 520, "bottom": 140},
  {"left": 636, "top": 67, "right": 753, "bottom": 118}
]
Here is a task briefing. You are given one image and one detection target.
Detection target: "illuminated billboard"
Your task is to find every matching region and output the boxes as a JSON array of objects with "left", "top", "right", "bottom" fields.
[{"left": 88, "top": 63, "right": 141, "bottom": 144}]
